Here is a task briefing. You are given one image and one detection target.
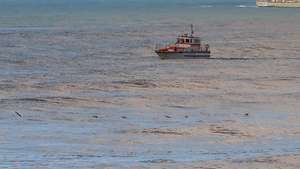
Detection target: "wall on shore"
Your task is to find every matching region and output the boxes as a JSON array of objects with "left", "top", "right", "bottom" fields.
[{"left": 257, "top": 2, "right": 300, "bottom": 7}]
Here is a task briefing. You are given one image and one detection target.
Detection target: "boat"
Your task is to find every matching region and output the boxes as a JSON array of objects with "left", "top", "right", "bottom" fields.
[{"left": 155, "top": 24, "right": 211, "bottom": 59}]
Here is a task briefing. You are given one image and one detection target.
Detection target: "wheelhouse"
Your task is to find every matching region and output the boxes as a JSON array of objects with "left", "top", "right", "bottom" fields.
[{"left": 176, "top": 35, "right": 201, "bottom": 45}]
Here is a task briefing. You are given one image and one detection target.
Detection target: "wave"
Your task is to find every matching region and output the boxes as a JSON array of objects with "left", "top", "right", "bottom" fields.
[
  {"left": 199, "top": 5, "right": 213, "bottom": 8},
  {"left": 236, "top": 5, "right": 257, "bottom": 8}
]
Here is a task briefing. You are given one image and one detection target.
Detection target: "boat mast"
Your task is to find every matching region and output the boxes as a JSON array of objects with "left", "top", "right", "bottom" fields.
[{"left": 190, "top": 24, "right": 194, "bottom": 36}]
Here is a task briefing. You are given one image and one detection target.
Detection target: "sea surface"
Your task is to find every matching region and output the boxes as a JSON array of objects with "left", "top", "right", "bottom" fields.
[{"left": 0, "top": 0, "right": 300, "bottom": 168}]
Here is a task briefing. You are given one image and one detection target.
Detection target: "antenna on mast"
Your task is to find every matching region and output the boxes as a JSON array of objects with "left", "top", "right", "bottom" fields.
[{"left": 191, "top": 24, "right": 194, "bottom": 36}]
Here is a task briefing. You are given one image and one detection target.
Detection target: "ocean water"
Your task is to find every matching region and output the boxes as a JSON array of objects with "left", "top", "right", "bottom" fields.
[{"left": 0, "top": 0, "right": 300, "bottom": 168}]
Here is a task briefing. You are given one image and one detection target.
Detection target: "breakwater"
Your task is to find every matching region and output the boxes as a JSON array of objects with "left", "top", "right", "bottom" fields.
[{"left": 257, "top": 0, "right": 300, "bottom": 7}]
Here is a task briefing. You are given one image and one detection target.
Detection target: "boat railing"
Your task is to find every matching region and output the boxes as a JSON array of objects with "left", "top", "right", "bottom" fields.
[{"left": 155, "top": 43, "right": 168, "bottom": 50}]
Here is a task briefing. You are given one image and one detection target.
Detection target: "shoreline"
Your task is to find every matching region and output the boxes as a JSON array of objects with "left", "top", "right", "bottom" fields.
[{"left": 257, "top": 2, "right": 300, "bottom": 8}]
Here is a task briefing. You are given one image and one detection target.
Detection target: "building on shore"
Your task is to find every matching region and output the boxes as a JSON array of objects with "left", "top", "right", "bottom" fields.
[{"left": 257, "top": 0, "right": 300, "bottom": 7}]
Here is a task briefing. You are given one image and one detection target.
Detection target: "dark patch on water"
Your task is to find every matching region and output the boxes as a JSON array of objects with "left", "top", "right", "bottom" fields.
[
  {"left": 69, "top": 154, "right": 103, "bottom": 159},
  {"left": 238, "top": 101, "right": 266, "bottom": 104},
  {"left": 169, "top": 105, "right": 186, "bottom": 109},
  {"left": 210, "top": 125, "right": 250, "bottom": 137},
  {"left": 233, "top": 157, "right": 278, "bottom": 164},
  {"left": 165, "top": 105, "right": 197, "bottom": 109},
  {"left": 11, "top": 98, "right": 48, "bottom": 103},
  {"left": 277, "top": 76, "right": 299, "bottom": 81},
  {"left": 165, "top": 115, "right": 172, "bottom": 118},
  {"left": 44, "top": 96, "right": 86, "bottom": 101},
  {"left": 119, "top": 128, "right": 189, "bottom": 136},
  {"left": 0, "top": 32, "right": 15, "bottom": 36},
  {"left": 110, "top": 154, "right": 136, "bottom": 158},
  {"left": 45, "top": 154, "right": 104, "bottom": 161},
  {"left": 0, "top": 58, "right": 27, "bottom": 65},
  {"left": 141, "top": 129, "right": 186, "bottom": 135},
  {"left": 112, "top": 79, "right": 157, "bottom": 88},
  {"left": 0, "top": 83, "right": 16, "bottom": 90},
  {"left": 92, "top": 115, "right": 98, "bottom": 118},
  {"left": 141, "top": 159, "right": 176, "bottom": 163},
  {"left": 27, "top": 118, "right": 44, "bottom": 122},
  {"left": 2, "top": 43, "right": 20, "bottom": 48},
  {"left": 5, "top": 159, "right": 37, "bottom": 163},
  {"left": 0, "top": 96, "right": 89, "bottom": 105}
]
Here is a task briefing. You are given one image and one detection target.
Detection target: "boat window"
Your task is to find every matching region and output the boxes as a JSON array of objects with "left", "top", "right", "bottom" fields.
[{"left": 186, "top": 39, "right": 190, "bottom": 43}]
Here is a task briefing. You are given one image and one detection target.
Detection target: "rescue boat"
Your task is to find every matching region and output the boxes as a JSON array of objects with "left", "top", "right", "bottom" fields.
[{"left": 155, "top": 24, "right": 210, "bottom": 59}]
